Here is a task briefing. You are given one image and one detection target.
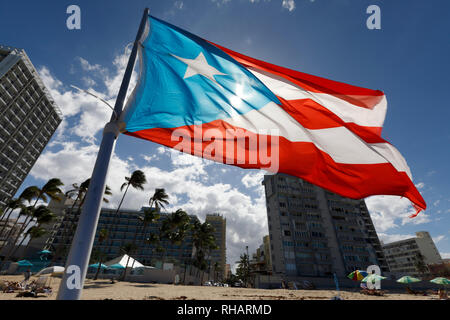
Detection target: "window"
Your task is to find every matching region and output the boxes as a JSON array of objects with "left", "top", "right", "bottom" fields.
[{"left": 286, "top": 264, "right": 296, "bottom": 271}]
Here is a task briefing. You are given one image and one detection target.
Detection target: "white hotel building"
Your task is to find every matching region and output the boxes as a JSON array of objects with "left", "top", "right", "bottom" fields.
[{"left": 0, "top": 45, "right": 62, "bottom": 207}]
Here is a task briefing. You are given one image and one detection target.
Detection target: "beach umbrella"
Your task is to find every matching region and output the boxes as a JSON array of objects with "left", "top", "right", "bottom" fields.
[
  {"left": 89, "top": 263, "right": 108, "bottom": 269},
  {"left": 397, "top": 276, "right": 421, "bottom": 284},
  {"left": 362, "top": 274, "right": 387, "bottom": 283},
  {"left": 107, "top": 263, "right": 125, "bottom": 269},
  {"left": 35, "top": 266, "right": 65, "bottom": 277},
  {"left": 347, "top": 270, "right": 368, "bottom": 281},
  {"left": 17, "top": 260, "right": 33, "bottom": 267},
  {"left": 430, "top": 277, "right": 450, "bottom": 285}
]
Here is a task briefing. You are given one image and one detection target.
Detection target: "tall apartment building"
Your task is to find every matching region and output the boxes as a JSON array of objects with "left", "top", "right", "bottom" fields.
[
  {"left": 30, "top": 198, "right": 197, "bottom": 267},
  {"left": 263, "top": 173, "right": 389, "bottom": 279},
  {"left": 382, "top": 231, "right": 443, "bottom": 277},
  {"left": 250, "top": 235, "right": 272, "bottom": 274},
  {"left": 0, "top": 45, "right": 62, "bottom": 207},
  {"left": 205, "top": 213, "right": 227, "bottom": 280}
]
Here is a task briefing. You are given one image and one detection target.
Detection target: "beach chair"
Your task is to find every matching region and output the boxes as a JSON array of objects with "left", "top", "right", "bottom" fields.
[
  {"left": 0, "top": 280, "right": 6, "bottom": 291},
  {"left": 30, "top": 276, "right": 52, "bottom": 296}
]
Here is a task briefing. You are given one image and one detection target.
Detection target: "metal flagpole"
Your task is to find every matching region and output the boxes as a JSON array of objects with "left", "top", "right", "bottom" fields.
[{"left": 56, "top": 8, "right": 150, "bottom": 300}]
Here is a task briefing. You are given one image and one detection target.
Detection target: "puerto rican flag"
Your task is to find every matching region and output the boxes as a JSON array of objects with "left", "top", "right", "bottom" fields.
[{"left": 121, "top": 15, "right": 426, "bottom": 217}]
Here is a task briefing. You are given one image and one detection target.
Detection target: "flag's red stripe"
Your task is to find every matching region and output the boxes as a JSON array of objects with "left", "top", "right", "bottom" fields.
[
  {"left": 277, "top": 96, "right": 384, "bottom": 143},
  {"left": 208, "top": 41, "right": 384, "bottom": 109},
  {"left": 125, "top": 121, "right": 426, "bottom": 211}
]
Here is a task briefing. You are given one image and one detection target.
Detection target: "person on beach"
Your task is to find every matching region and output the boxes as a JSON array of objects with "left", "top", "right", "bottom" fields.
[
  {"left": 438, "top": 289, "right": 448, "bottom": 300},
  {"left": 21, "top": 269, "right": 31, "bottom": 288}
]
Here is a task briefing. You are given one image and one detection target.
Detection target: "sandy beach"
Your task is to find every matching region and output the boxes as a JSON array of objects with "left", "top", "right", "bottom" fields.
[{"left": 0, "top": 275, "right": 440, "bottom": 300}]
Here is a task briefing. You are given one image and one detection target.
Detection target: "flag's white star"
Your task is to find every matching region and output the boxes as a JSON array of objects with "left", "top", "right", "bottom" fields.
[{"left": 172, "top": 52, "right": 226, "bottom": 86}]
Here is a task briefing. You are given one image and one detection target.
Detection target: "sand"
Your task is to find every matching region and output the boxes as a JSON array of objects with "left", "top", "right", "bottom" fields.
[{"left": 0, "top": 275, "right": 439, "bottom": 300}]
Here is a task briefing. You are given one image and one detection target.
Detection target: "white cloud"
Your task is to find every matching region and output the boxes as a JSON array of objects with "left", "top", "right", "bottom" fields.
[
  {"left": 82, "top": 77, "right": 96, "bottom": 87},
  {"left": 241, "top": 171, "right": 264, "bottom": 189},
  {"left": 441, "top": 252, "right": 450, "bottom": 259},
  {"left": 38, "top": 47, "right": 137, "bottom": 143},
  {"left": 174, "top": 1, "right": 184, "bottom": 9},
  {"left": 77, "top": 57, "right": 108, "bottom": 76},
  {"left": 415, "top": 182, "right": 425, "bottom": 189},
  {"left": 433, "top": 235, "right": 446, "bottom": 244},
  {"left": 282, "top": 0, "right": 296, "bottom": 12},
  {"left": 365, "top": 195, "right": 431, "bottom": 232},
  {"left": 210, "top": 0, "right": 232, "bottom": 7}
]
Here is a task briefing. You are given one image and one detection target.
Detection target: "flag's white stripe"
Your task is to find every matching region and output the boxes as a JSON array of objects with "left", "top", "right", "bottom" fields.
[
  {"left": 248, "top": 67, "right": 387, "bottom": 128},
  {"left": 222, "top": 102, "right": 410, "bottom": 175},
  {"left": 370, "top": 143, "right": 412, "bottom": 179}
]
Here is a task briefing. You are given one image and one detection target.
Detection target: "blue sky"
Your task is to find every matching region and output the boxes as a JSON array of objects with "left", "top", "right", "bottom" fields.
[{"left": 2, "top": 0, "right": 449, "bottom": 268}]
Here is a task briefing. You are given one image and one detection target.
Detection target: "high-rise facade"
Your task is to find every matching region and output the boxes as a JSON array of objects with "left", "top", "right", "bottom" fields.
[
  {"left": 205, "top": 213, "right": 227, "bottom": 280},
  {"left": 263, "top": 173, "right": 389, "bottom": 279},
  {"left": 382, "top": 231, "right": 442, "bottom": 277},
  {"left": 0, "top": 45, "right": 62, "bottom": 207}
]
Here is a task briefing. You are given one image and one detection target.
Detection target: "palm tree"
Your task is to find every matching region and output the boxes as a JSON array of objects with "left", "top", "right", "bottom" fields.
[
  {"left": 132, "top": 208, "right": 160, "bottom": 265},
  {"left": 0, "top": 198, "right": 25, "bottom": 251},
  {"left": 126, "top": 206, "right": 164, "bottom": 276},
  {"left": 160, "top": 209, "right": 190, "bottom": 264},
  {"left": 20, "top": 186, "right": 41, "bottom": 206},
  {"left": 13, "top": 206, "right": 55, "bottom": 258},
  {"left": 236, "top": 253, "right": 250, "bottom": 286},
  {"left": 51, "top": 179, "right": 112, "bottom": 264},
  {"left": 0, "top": 205, "right": 29, "bottom": 253},
  {"left": 3, "top": 186, "right": 42, "bottom": 252},
  {"left": 0, "top": 205, "right": 55, "bottom": 269},
  {"left": 143, "top": 233, "right": 160, "bottom": 266},
  {"left": 21, "top": 226, "right": 47, "bottom": 255},
  {"left": 120, "top": 242, "right": 138, "bottom": 281},
  {"left": 29, "top": 178, "right": 64, "bottom": 207},
  {"left": 149, "top": 188, "right": 169, "bottom": 212},
  {"left": 8, "top": 178, "right": 63, "bottom": 257},
  {"left": 93, "top": 229, "right": 109, "bottom": 280},
  {"left": 191, "top": 221, "right": 218, "bottom": 284},
  {"left": 108, "top": 170, "right": 147, "bottom": 243}
]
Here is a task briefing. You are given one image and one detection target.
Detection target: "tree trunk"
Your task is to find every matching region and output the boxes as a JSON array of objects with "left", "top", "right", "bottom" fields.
[
  {"left": 0, "top": 215, "right": 33, "bottom": 269},
  {"left": 0, "top": 208, "right": 14, "bottom": 238},
  {"left": 109, "top": 184, "right": 130, "bottom": 245},
  {"left": 121, "top": 254, "right": 132, "bottom": 281},
  {"left": 93, "top": 255, "right": 103, "bottom": 280},
  {"left": 0, "top": 212, "right": 20, "bottom": 252},
  {"left": 129, "top": 222, "right": 146, "bottom": 270}
]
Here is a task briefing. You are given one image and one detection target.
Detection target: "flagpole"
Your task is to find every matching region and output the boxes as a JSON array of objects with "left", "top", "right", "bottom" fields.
[{"left": 56, "top": 8, "right": 150, "bottom": 300}]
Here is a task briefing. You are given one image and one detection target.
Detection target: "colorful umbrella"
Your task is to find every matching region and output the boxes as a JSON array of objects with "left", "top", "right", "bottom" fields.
[
  {"left": 362, "top": 274, "right": 387, "bottom": 283},
  {"left": 17, "top": 260, "right": 33, "bottom": 267},
  {"left": 347, "top": 270, "right": 368, "bottom": 281},
  {"left": 107, "top": 263, "right": 125, "bottom": 269},
  {"left": 89, "top": 263, "right": 108, "bottom": 269},
  {"left": 430, "top": 277, "right": 450, "bottom": 285},
  {"left": 397, "top": 276, "right": 421, "bottom": 284}
]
